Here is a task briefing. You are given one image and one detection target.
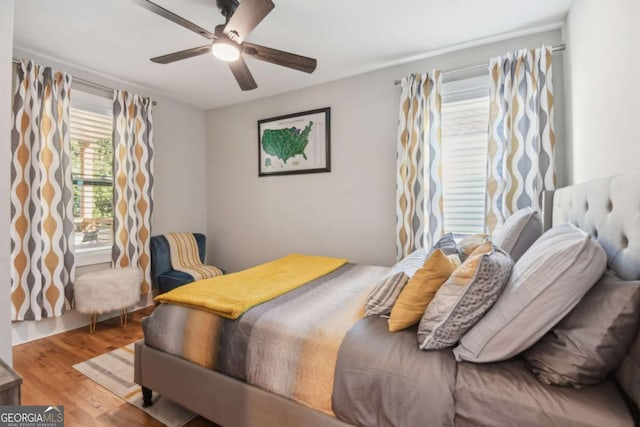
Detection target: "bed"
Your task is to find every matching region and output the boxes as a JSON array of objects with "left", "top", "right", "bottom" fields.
[{"left": 135, "top": 171, "right": 640, "bottom": 427}]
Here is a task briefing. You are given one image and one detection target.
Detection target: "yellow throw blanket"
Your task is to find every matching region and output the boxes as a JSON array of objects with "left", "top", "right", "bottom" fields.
[
  {"left": 155, "top": 254, "right": 348, "bottom": 319},
  {"left": 165, "top": 232, "right": 223, "bottom": 280}
]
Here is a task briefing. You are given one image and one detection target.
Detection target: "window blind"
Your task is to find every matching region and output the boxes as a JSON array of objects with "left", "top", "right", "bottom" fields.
[
  {"left": 70, "top": 107, "right": 114, "bottom": 250},
  {"left": 441, "top": 95, "right": 490, "bottom": 236}
]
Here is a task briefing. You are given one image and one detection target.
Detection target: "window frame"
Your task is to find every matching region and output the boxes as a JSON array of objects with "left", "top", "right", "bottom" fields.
[
  {"left": 69, "top": 90, "right": 114, "bottom": 267},
  {"left": 440, "top": 74, "right": 491, "bottom": 238}
]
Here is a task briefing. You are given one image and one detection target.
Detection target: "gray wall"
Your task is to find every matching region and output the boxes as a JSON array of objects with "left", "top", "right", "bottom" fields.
[
  {"left": 9, "top": 49, "right": 209, "bottom": 344},
  {"left": 564, "top": 0, "right": 639, "bottom": 184},
  {"left": 0, "top": 0, "right": 15, "bottom": 366},
  {"left": 206, "top": 30, "right": 565, "bottom": 273}
]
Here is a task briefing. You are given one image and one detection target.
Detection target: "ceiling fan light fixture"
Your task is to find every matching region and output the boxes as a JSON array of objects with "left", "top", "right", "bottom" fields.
[
  {"left": 143, "top": 0, "right": 316, "bottom": 91},
  {"left": 212, "top": 38, "right": 241, "bottom": 62}
]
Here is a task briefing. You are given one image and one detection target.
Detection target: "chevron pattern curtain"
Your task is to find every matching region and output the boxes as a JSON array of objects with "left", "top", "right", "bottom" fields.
[
  {"left": 112, "top": 91, "right": 154, "bottom": 294},
  {"left": 10, "top": 60, "right": 75, "bottom": 321},
  {"left": 486, "top": 46, "right": 556, "bottom": 233},
  {"left": 396, "top": 71, "right": 443, "bottom": 260}
]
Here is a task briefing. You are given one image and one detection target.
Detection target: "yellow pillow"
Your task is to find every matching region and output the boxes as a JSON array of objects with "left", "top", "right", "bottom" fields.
[{"left": 388, "top": 249, "right": 460, "bottom": 332}]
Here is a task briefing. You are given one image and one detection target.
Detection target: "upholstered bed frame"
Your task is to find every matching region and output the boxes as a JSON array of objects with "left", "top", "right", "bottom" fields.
[
  {"left": 546, "top": 172, "right": 640, "bottom": 280},
  {"left": 134, "top": 171, "right": 640, "bottom": 426}
]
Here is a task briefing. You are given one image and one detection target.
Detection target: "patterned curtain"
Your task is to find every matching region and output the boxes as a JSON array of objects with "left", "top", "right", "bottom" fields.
[
  {"left": 396, "top": 71, "right": 443, "bottom": 260},
  {"left": 112, "top": 91, "right": 154, "bottom": 294},
  {"left": 486, "top": 46, "right": 555, "bottom": 233},
  {"left": 10, "top": 60, "right": 75, "bottom": 321}
]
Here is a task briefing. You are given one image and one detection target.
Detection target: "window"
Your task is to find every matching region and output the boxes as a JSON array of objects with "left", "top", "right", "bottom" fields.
[
  {"left": 69, "top": 91, "right": 114, "bottom": 260},
  {"left": 441, "top": 75, "right": 490, "bottom": 236}
]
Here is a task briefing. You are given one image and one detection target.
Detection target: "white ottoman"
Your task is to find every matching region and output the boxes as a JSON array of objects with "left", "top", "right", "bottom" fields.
[{"left": 75, "top": 267, "right": 142, "bottom": 333}]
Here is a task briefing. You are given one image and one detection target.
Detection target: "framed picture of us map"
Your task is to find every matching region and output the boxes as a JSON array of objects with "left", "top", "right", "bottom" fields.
[{"left": 258, "top": 107, "right": 331, "bottom": 177}]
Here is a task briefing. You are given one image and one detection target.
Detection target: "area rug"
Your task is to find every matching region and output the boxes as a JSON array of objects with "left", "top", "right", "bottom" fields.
[{"left": 73, "top": 343, "right": 196, "bottom": 427}]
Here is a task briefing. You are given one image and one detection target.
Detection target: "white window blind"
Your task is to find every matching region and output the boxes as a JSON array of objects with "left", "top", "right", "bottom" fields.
[
  {"left": 441, "top": 76, "right": 490, "bottom": 236},
  {"left": 70, "top": 106, "right": 114, "bottom": 251}
]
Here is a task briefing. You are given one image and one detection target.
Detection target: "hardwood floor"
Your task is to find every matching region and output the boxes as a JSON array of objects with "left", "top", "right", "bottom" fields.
[{"left": 13, "top": 306, "right": 216, "bottom": 427}]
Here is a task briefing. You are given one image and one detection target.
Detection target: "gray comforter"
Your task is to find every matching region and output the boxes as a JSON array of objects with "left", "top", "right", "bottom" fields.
[
  {"left": 333, "top": 316, "right": 457, "bottom": 427},
  {"left": 333, "top": 317, "right": 634, "bottom": 427}
]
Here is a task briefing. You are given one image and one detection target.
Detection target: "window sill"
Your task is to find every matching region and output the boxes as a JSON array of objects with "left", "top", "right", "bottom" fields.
[{"left": 75, "top": 246, "right": 112, "bottom": 267}]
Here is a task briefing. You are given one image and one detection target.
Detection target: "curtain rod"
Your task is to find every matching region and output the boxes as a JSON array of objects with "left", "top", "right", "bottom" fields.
[
  {"left": 12, "top": 58, "right": 158, "bottom": 106},
  {"left": 393, "top": 43, "right": 565, "bottom": 86}
]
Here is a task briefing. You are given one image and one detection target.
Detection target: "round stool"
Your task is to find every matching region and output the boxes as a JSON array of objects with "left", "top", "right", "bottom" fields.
[{"left": 75, "top": 267, "right": 142, "bottom": 333}]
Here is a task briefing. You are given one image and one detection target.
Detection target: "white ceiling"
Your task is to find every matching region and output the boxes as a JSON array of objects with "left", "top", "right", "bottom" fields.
[{"left": 13, "top": 0, "right": 572, "bottom": 110}]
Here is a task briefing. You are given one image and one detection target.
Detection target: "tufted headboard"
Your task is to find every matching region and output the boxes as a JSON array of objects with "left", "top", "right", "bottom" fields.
[
  {"left": 543, "top": 171, "right": 640, "bottom": 416},
  {"left": 544, "top": 171, "right": 640, "bottom": 281}
]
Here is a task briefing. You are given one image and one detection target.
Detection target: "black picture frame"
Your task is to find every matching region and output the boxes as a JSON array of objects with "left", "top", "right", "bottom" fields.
[{"left": 258, "top": 107, "right": 331, "bottom": 177}]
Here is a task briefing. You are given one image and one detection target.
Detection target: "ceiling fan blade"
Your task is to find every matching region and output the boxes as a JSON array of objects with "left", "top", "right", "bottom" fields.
[
  {"left": 223, "top": 0, "right": 274, "bottom": 44},
  {"left": 136, "top": 0, "right": 217, "bottom": 40},
  {"left": 242, "top": 42, "right": 317, "bottom": 74},
  {"left": 151, "top": 45, "right": 212, "bottom": 64},
  {"left": 228, "top": 57, "right": 258, "bottom": 91}
]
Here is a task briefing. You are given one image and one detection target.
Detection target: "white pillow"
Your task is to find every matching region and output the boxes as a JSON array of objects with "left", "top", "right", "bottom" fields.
[
  {"left": 387, "top": 248, "right": 428, "bottom": 279},
  {"left": 454, "top": 223, "right": 607, "bottom": 363}
]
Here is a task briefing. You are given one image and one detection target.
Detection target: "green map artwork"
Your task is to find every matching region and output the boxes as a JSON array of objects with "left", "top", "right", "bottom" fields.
[{"left": 262, "top": 121, "right": 314, "bottom": 166}]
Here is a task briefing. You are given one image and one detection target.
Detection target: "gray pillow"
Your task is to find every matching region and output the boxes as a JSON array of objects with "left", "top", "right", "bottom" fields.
[
  {"left": 365, "top": 272, "right": 409, "bottom": 317},
  {"left": 418, "top": 242, "right": 513, "bottom": 350},
  {"left": 617, "top": 329, "right": 640, "bottom": 411},
  {"left": 454, "top": 223, "right": 607, "bottom": 363},
  {"left": 524, "top": 270, "right": 640, "bottom": 386},
  {"left": 432, "top": 232, "right": 458, "bottom": 257},
  {"left": 491, "top": 207, "right": 542, "bottom": 262}
]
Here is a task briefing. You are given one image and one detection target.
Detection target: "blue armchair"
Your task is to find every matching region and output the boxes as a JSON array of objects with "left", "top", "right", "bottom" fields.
[{"left": 150, "top": 233, "right": 218, "bottom": 294}]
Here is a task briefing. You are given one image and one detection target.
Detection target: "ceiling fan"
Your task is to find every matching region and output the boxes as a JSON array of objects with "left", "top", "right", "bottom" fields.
[{"left": 137, "top": 0, "right": 317, "bottom": 91}]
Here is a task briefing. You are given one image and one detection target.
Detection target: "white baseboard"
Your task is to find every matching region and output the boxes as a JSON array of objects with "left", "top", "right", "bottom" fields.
[{"left": 11, "top": 294, "right": 154, "bottom": 346}]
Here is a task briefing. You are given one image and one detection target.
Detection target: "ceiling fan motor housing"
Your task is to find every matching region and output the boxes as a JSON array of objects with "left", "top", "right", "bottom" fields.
[{"left": 216, "top": 0, "right": 239, "bottom": 20}]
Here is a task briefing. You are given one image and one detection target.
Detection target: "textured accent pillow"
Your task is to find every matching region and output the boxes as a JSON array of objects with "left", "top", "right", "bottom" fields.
[
  {"left": 454, "top": 223, "right": 607, "bottom": 363},
  {"left": 456, "top": 234, "right": 489, "bottom": 261},
  {"left": 418, "top": 242, "right": 513, "bottom": 350},
  {"left": 365, "top": 272, "right": 410, "bottom": 317},
  {"left": 388, "top": 250, "right": 460, "bottom": 332},
  {"left": 491, "top": 207, "right": 542, "bottom": 262},
  {"left": 524, "top": 270, "right": 640, "bottom": 386}
]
